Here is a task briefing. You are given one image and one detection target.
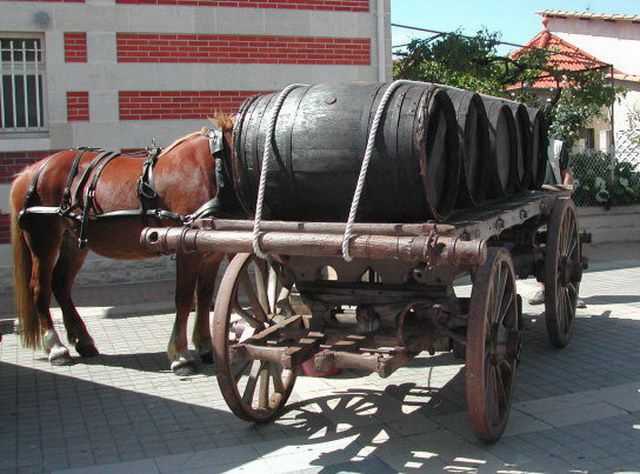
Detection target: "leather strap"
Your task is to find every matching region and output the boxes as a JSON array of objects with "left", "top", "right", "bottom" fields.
[
  {"left": 77, "top": 151, "right": 120, "bottom": 248},
  {"left": 72, "top": 150, "right": 113, "bottom": 209},
  {"left": 22, "top": 154, "right": 57, "bottom": 210},
  {"left": 62, "top": 147, "right": 102, "bottom": 212},
  {"left": 137, "top": 147, "right": 163, "bottom": 224},
  {"left": 18, "top": 153, "right": 61, "bottom": 227}
]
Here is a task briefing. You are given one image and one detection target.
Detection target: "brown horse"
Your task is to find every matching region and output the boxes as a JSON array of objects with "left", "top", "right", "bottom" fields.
[{"left": 10, "top": 116, "right": 238, "bottom": 375}]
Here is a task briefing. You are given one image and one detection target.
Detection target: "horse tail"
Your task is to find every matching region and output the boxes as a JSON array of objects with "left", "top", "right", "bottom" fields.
[{"left": 10, "top": 183, "right": 42, "bottom": 349}]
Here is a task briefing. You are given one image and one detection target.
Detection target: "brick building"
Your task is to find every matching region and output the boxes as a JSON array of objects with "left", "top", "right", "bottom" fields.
[{"left": 0, "top": 0, "right": 391, "bottom": 287}]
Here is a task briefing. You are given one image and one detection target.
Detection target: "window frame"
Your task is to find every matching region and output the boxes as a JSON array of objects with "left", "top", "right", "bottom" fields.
[{"left": 0, "top": 32, "right": 47, "bottom": 136}]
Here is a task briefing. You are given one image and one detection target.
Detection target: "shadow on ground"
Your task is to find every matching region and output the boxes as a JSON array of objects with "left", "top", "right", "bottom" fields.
[{"left": 2, "top": 310, "right": 640, "bottom": 472}]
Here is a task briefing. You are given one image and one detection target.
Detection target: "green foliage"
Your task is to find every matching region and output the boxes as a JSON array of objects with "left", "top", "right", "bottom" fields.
[
  {"left": 393, "top": 29, "right": 622, "bottom": 145},
  {"left": 569, "top": 151, "right": 640, "bottom": 207},
  {"left": 548, "top": 69, "right": 621, "bottom": 145},
  {"left": 393, "top": 29, "right": 548, "bottom": 102}
]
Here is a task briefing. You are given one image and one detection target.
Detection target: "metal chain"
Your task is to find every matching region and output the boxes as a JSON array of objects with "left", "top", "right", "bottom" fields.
[
  {"left": 341, "top": 79, "right": 427, "bottom": 261},
  {"left": 252, "top": 83, "right": 308, "bottom": 258}
]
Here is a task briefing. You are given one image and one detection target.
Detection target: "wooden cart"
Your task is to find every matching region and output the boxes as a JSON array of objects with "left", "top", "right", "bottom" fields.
[{"left": 141, "top": 185, "right": 583, "bottom": 442}]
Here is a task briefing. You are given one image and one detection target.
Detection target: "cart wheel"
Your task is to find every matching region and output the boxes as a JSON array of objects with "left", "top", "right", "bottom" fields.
[
  {"left": 466, "top": 248, "right": 520, "bottom": 443},
  {"left": 545, "top": 198, "right": 581, "bottom": 348},
  {"left": 213, "top": 253, "right": 297, "bottom": 422}
]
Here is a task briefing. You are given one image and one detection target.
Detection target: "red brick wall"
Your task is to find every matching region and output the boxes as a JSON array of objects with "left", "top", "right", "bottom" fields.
[
  {"left": 67, "top": 92, "right": 90, "bottom": 122},
  {"left": 114, "top": 0, "right": 369, "bottom": 12},
  {"left": 119, "top": 90, "right": 265, "bottom": 120},
  {"left": 0, "top": 0, "right": 84, "bottom": 2},
  {"left": 64, "top": 32, "right": 88, "bottom": 63},
  {"left": 0, "top": 214, "right": 9, "bottom": 245},
  {"left": 116, "top": 33, "right": 370, "bottom": 65},
  {"left": 0, "top": 150, "right": 55, "bottom": 184}
]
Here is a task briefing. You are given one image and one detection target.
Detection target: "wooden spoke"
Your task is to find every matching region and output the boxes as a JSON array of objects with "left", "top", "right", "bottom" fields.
[
  {"left": 253, "top": 262, "right": 270, "bottom": 316},
  {"left": 270, "top": 363, "right": 284, "bottom": 393},
  {"left": 233, "top": 360, "right": 252, "bottom": 383},
  {"left": 242, "top": 361, "right": 262, "bottom": 404},
  {"left": 566, "top": 235, "right": 577, "bottom": 259},
  {"left": 267, "top": 267, "right": 279, "bottom": 314},
  {"left": 466, "top": 248, "right": 519, "bottom": 443},
  {"left": 258, "top": 368, "right": 270, "bottom": 410},
  {"left": 213, "top": 253, "right": 298, "bottom": 423},
  {"left": 238, "top": 270, "right": 268, "bottom": 322},
  {"left": 231, "top": 302, "right": 264, "bottom": 330},
  {"left": 545, "top": 199, "right": 581, "bottom": 348}
]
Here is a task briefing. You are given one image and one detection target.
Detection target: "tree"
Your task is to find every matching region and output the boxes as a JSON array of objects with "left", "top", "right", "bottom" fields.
[{"left": 393, "top": 29, "right": 621, "bottom": 147}]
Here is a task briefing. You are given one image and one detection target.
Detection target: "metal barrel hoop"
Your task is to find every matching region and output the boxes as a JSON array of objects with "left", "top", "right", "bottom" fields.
[{"left": 342, "top": 79, "right": 429, "bottom": 262}]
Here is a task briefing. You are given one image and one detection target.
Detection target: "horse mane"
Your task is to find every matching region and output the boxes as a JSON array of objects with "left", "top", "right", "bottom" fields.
[{"left": 159, "top": 112, "right": 236, "bottom": 157}]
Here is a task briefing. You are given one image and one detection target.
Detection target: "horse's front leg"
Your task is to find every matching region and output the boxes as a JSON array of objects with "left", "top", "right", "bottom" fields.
[
  {"left": 192, "top": 254, "right": 224, "bottom": 364},
  {"left": 170, "top": 253, "right": 199, "bottom": 376}
]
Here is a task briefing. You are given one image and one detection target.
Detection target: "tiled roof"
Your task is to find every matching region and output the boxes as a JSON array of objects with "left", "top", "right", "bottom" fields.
[
  {"left": 510, "top": 29, "right": 640, "bottom": 89},
  {"left": 537, "top": 10, "right": 640, "bottom": 23}
]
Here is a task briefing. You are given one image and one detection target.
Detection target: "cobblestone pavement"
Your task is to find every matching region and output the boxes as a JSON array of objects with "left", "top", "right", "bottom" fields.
[{"left": 1, "top": 243, "right": 639, "bottom": 473}]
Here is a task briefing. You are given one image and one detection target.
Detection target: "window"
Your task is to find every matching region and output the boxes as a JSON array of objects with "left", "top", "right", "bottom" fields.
[
  {"left": 1, "top": 37, "right": 45, "bottom": 132},
  {"left": 582, "top": 128, "right": 595, "bottom": 150}
]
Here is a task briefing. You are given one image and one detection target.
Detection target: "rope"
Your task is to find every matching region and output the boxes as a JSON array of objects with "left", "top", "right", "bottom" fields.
[
  {"left": 341, "top": 79, "right": 427, "bottom": 261},
  {"left": 253, "top": 83, "right": 308, "bottom": 258}
]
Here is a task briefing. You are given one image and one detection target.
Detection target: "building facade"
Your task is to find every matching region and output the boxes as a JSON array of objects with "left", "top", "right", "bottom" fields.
[
  {"left": 536, "top": 10, "right": 640, "bottom": 154},
  {"left": 0, "top": 0, "right": 392, "bottom": 288}
]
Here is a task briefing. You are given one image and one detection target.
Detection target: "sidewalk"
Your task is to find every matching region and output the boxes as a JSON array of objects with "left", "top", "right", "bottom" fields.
[{"left": 1, "top": 242, "right": 639, "bottom": 473}]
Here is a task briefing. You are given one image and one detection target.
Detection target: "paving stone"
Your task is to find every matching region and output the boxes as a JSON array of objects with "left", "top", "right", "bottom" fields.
[{"left": 2, "top": 243, "right": 640, "bottom": 472}]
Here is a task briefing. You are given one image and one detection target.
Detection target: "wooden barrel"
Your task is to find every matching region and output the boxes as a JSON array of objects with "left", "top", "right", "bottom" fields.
[
  {"left": 504, "top": 100, "right": 532, "bottom": 191},
  {"left": 527, "top": 107, "right": 549, "bottom": 189},
  {"left": 232, "top": 82, "right": 461, "bottom": 222},
  {"left": 444, "top": 87, "right": 491, "bottom": 208},
  {"left": 481, "top": 96, "right": 518, "bottom": 197}
]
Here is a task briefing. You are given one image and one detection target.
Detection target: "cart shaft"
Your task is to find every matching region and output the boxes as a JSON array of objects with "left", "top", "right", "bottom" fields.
[{"left": 141, "top": 227, "right": 487, "bottom": 266}]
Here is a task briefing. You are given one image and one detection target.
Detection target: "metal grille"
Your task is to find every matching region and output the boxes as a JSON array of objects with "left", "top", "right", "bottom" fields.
[
  {"left": 569, "top": 149, "right": 640, "bottom": 207},
  {"left": 0, "top": 37, "right": 45, "bottom": 132},
  {"left": 615, "top": 128, "right": 640, "bottom": 169}
]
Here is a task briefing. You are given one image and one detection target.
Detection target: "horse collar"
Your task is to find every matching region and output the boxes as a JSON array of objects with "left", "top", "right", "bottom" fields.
[{"left": 205, "top": 125, "right": 224, "bottom": 156}]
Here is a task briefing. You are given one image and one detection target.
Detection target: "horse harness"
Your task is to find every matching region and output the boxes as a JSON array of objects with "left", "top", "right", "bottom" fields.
[{"left": 18, "top": 125, "right": 228, "bottom": 248}]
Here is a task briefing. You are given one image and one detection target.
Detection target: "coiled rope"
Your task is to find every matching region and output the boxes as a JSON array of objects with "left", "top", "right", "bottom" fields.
[
  {"left": 341, "top": 79, "right": 426, "bottom": 261},
  {"left": 252, "top": 83, "right": 307, "bottom": 258}
]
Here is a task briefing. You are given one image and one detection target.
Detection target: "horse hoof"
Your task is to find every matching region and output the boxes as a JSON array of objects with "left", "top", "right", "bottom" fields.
[
  {"left": 199, "top": 351, "right": 214, "bottom": 365},
  {"left": 173, "top": 361, "right": 198, "bottom": 377},
  {"left": 50, "top": 352, "right": 74, "bottom": 366},
  {"left": 76, "top": 343, "right": 100, "bottom": 358}
]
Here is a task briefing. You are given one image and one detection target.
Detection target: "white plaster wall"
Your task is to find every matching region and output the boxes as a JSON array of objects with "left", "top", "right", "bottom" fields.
[
  {"left": 0, "top": 0, "right": 391, "bottom": 287},
  {"left": 615, "top": 84, "right": 640, "bottom": 133},
  {"left": 545, "top": 17, "right": 640, "bottom": 136},
  {"left": 0, "top": 0, "right": 390, "bottom": 152},
  {"left": 578, "top": 205, "right": 640, "bottom": 244},
  {"left": 0, "top": 243, "right": 175, "bottom": 291},
  {"left": 547, "top": 18, "right": 640, "bottom": 76}
]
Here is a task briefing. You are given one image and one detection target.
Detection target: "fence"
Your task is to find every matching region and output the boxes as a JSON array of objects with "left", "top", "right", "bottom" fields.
[
  {"left": 616, "top": 129, "right": 640, "bottom": 169},
  {"left": 568, "top": 136, "right": 640, "bottom": 207}
]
